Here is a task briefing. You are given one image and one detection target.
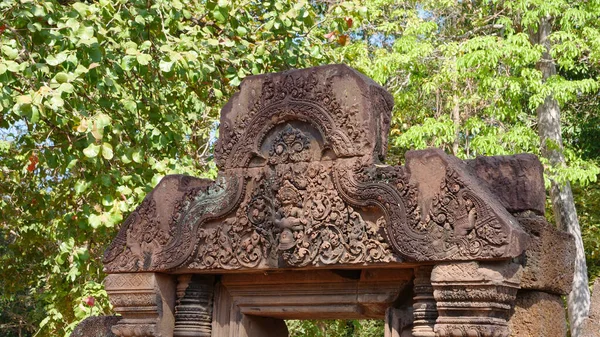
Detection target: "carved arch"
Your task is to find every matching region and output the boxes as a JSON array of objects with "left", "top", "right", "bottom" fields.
[{"left": 225, "top": 100, "right": 357, "bottom": 169}]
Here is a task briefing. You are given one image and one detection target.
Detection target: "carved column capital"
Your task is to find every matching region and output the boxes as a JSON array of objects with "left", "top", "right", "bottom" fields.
[
  {"left": 431, "top": 261, "right": 522, "bottom": 337},
  {"left": 105, "top": 273, "right": 176, "bottom": 337}
]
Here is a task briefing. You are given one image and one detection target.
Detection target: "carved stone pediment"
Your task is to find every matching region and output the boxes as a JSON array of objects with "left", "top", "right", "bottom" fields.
[{"left": 103, "top": 65, "right": 529, "bottom": 273}]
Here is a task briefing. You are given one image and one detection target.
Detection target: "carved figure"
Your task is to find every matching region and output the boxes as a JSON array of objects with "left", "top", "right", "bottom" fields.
[{"left": 98, "top": 65, "right": 572, "bottom": 337}]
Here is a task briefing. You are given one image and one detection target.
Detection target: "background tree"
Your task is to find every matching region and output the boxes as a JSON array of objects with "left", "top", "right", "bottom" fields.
[
  {"left": 324, "top": 0, "right": 600, "bottom": 336},
  {"left": 0, "top": 0, "right": 347, "bottom": 335}
]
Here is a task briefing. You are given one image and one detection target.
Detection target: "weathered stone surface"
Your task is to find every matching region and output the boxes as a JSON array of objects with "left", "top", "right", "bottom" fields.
[
  {"left": 508, "top": 290, "right": 567, "bottom": 337},
  {"left": 98, "top": 65, "right": 573, "bottom": 337},
  {"left": 220, "top": 269, "right": 412, "bottom": 319},
  {"left": 104, "top": 273, "right": 176, "bottom": 337},
  {"left": 214, "top": 64, "right": 394, "bottom": 169},
  {"left": 412, "top": 266, "right": 436, "bottom": 337},
  {"left": 103, "top": 65, "right": 529, "bottom": 274},
  {"left": 71, "top": 316, "right": 120, "bottom": 337},
  {"left": 517, "top": 214, "right": 575, "bottom": 295},
  {"left": 103, "top": 174, "right": 212, "bottom": 272},
  {"left": 405, "top": 149, "right": 530, "bottom": 260},
  {"left": 466, "top": 154, "right": 545, "bottom": 215},
  {"left": 582, "top": 279, "right": 600, "bottom": 337},
  {"left": 431, "top": 261, "right": 522, "bottom": 337},
  {"left": 385, "top": 306, "right": 413, "bottom": 337},
  {"left": 174, "top": 275, "right": 215, "bottom": 337}
]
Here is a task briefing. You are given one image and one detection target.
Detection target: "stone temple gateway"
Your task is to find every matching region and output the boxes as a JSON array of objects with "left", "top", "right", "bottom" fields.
[{"left": 99, "top": 65, "right": 575, "bottom": 337}]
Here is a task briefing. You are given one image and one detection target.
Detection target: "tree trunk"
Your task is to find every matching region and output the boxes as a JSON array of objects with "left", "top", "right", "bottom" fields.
[
  {"left": 452, "top": 94, "right": 460, "bottom": 156},
  {"left": 531, "top": 15, "right": 590, "bottom": 337}
]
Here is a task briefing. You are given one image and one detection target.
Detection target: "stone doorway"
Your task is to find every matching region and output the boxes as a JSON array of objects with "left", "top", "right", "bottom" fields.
[
  {"left": 99, "top": 65, "right": 573, "bottom": 337},
  {"left": 211, "top": 269, "right": 413, "bottom": 337}
]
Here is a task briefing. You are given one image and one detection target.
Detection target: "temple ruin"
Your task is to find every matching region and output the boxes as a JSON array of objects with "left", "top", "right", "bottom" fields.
[{"left": 98, "top": 65, "right": 575, "bottom": 337}]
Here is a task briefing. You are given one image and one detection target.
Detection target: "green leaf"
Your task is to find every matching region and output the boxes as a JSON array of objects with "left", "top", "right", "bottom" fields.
[
  {"left": 16, "top": 95, "right": 32, "bottom": 105},
  {"left": 49, "top": 96, "right": 64, "bottom": 109},
  {"left": 74, "top": 180, "right": 90, "bottom": 195},
  {"left": 83, "top": 143, "right": 100, "bottom": 158},
  {"left": 1, "top": 46, "right": 19, "bottom": 60},
  {"left": 213, "top": 8, "right": 227, "bottom": 23},
  {"left": 46, "top": 53, "right": 68, "bottom": 66},
  {"left": 57, "top": 83, "right": 75, "bottom": 94},
  {"left": 136, "top": 53, "right": 152, "bottom": 65},
  {"left": 101, "top": 143, "right": 113, "bottom": 160},
  {"left": 88, "top": 214, "right": 102, "bottom": 229},
  {"left": 30, "top": 108, "right": 40, "bottom": 124},
  {"left": 77, "top": 26, "right": 94, "bottom": 40},
  {"left": 159, "top": 59, "right": 174, "bottom": 72},
  {"left": 132, "top": 150, "right": 143, "bottom": 163},
  {"left": 122, "top": 100, "right": 137, "bottom": 112},
  {"left": 5, "top": 60, "right": 19, "bottom": 72},
  {"left": 96, "top": 113, "right": 111, "bottom": 128}
]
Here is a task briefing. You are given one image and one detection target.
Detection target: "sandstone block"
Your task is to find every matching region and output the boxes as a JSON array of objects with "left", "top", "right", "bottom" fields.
[
  {"left": 517, "top": 215, "right": 575, "bottom": 295},
  {"left": 582, "top": 279, "right": 600, "bottom": 337},
  {"left": 431, "top": 261, "right": 522, "bottom": 337},
  {"left": 508, "top": 290, "right": 567, "bottom": 337},
  {"left": 466, "top": 154, "right": 545, "bottom": 215}
]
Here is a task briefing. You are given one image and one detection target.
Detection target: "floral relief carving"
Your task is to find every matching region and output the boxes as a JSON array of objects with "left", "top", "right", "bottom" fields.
[
  {"left": 186, "top": 161, "right": 397, "bottom": 270},
  {"left": 268, "top": 124, "right": 312, "bottom": 164},
  {"left": 333, "top": 155, "right": 517, "bottom": 262},
  {"left": 103, "top": 65, "right": 528, "bottom": 274},
  {"left": 214, "top": 67, "right": 373, "bottom": 170}
]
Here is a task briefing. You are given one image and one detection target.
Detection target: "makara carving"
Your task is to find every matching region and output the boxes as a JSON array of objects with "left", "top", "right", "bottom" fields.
[{"left": 103, "top": 64, "right": 529, "bottom": 273}]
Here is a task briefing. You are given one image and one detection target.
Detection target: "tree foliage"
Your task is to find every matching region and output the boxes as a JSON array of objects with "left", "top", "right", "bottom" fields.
[
  {"left": 1, "top": 0, "right": 599, "bottom": 336},
  {"left": 0, "top": 0, "right": 354, "bottom": 335}
]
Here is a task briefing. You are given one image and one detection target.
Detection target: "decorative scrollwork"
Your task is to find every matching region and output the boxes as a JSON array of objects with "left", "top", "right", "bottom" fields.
[
  {"left": 104, "top": 65, "right": 527, "bottom": 274},
  {"left": 185, "top": 161, "right": 398, "bottom": 270}
]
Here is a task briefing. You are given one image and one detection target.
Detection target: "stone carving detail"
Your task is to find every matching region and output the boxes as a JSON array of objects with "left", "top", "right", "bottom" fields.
[
  {"left": 174, "top": 275, "right": 214, "bottom": 337},
  {"left": 268, "top": 124, "right": 312, "bottom": 164},
  {"left": 214, "top": 66, "right": 376, "bottom": 170},
  {"left": 103, "top": 197, "right": 166, "bottom": 272},
  {"left": 188, "top": 161, "right": 397, "bottom": 269},
  {"left": 333, "top": 152, "right": 524, "bottom": 261},
  {"left": 93, "top": 65, "right": 578, "bottom": 337},
  {"left": 412, "top": 266, "right": 437, "bottom": 337},
  {"left": 431, "top": 261, "right": 522, "bottom": 337},
  {"left": 104, "top": 273, "right": 175, "bottom": 337},
  {"left": 103, "top": 175, "right": 245, "bottom": 272},
  {"left": 103, "top": 65, "right": 529, "bottom": 273}
]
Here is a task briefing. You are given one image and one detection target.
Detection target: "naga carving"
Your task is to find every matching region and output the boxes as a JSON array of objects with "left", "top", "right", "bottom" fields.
[{"left": 103, "top": 64, "right": 529, "bottom": 274}]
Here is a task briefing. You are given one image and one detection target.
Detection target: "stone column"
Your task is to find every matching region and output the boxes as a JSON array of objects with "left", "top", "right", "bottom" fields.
[
  {"left": 174, "top": 275, "right": 215, "bottom": 337},
  {"left": 412, "top": 266, "right": 437, "bottom": 337},
  {"left": 431, "top": 261, "right": 522, "bottom": 337},
  {"left": 105, "top": 273, "right": 176, "bottom": 337}
]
